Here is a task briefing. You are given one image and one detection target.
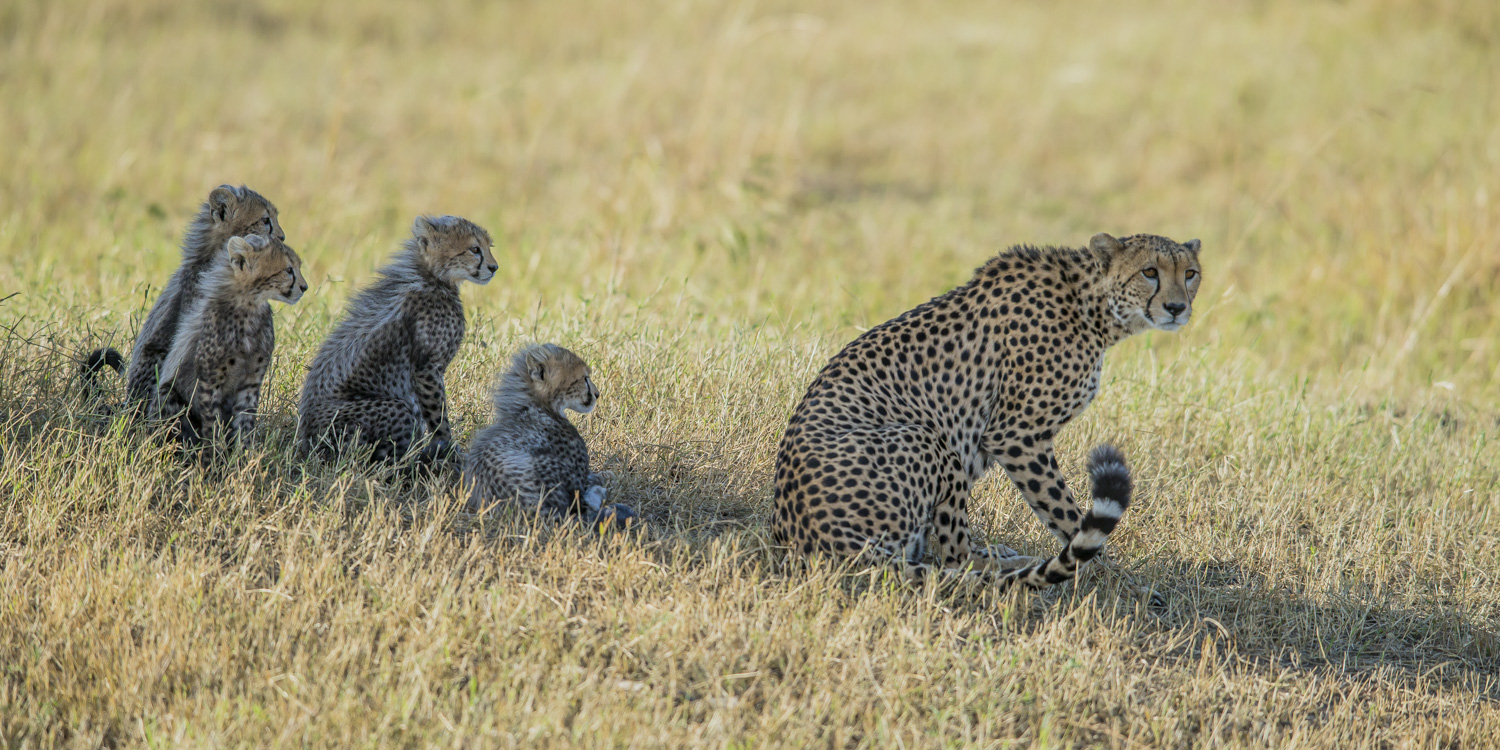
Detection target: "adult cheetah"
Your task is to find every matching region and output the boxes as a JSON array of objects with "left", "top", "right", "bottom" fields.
[{"left": 771, "top": 233, "right": 1202, "bottom": 589}]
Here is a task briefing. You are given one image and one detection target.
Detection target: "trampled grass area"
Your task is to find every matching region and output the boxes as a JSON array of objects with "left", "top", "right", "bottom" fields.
[{"left": 2, "top": 0, "right": 1498, "bottom": 746}]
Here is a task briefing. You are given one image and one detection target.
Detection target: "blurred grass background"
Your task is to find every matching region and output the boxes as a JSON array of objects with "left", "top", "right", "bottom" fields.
[{"left": 1, "top": 0, "right": 1498, "bottom": 746}]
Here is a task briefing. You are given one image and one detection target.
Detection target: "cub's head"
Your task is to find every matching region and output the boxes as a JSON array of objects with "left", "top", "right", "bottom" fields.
[
  {"left": 1091, "top": 233, "right": 1202, "bottom": 334},
  {"left": 410, "top": 215, "right": 497, "bottom": 285},
  {"left": 225, "top": 234, "right": 308, "bottom": 305},
  {"left": 506, "top": 343, "right": 599, "bottom": 416},
  {"left": 200, "top": 185, "right": 285, "bottom": 251}
]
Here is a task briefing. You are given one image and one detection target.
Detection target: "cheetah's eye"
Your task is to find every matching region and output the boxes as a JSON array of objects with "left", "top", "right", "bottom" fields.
[
  {"left": 262, "top": 217, "right": 272, "bottom": 229},
  {"left": 1141, "top": 268, "right": 1159, "bottom": 279},
  {"left": 286, "top": 266, "right": 295, "bottom": 276},
  {"left": 471, "top": 246, "right": 482, "bottom": 255},
  {"left": 1185, "top": 269, "right": 1198, "bottom": 280}
]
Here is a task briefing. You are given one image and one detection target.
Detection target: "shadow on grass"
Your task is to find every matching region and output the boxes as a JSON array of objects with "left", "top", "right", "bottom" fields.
[{"left": 1110, "top": 555, "right": 1500, "bottom": 701}]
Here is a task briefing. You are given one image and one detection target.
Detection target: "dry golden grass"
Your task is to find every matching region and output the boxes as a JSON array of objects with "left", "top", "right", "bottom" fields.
[{"left": 2, "top": 0, "right": 1498, "bottom": 746}]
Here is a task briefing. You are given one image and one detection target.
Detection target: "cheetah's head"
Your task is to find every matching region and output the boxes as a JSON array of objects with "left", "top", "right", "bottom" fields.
[
  {"left": 225, "top": 234, "right": 308, "bottom": 305},
  {"left": 508, "top": 343, "right": 599, "bottom": 417},
  {"left": 204, "top": 185, "right": 285, "bottom": 247},
  {"left": 411, "top": 215, "right": 498, "bottom": 285},
  {"left": 1091, "top": 233, "right": 1202, "bottom": 334}
]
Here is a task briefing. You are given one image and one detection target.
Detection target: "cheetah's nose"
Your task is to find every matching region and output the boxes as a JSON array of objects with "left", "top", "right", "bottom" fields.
[
  {"left": 300, "top": 283, "right": 309, "bottom": 292},
  {"left": 1163, "top": 302, "right": 1186, "bottom": 318},
  {"left": 486, "top": 263, "right": 498, "bottom": 273}
]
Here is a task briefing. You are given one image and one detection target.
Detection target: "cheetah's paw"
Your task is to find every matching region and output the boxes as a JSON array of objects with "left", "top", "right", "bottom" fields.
[
  {"left": 975, "top": 543, "right": 1022, "bottom": 559},
  {"left": 582, "top": 485, "right": 608, "bottom": 512}
]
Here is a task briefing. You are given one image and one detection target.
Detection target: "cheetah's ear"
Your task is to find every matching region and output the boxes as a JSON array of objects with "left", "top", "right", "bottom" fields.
[
  {"left": 1183, "top": 238, "right": 1202, "bottom": 253},
  {"left": 524, "top": 346, "right": 550, "bottom": 382},
  {"left": 411, "top": 215, "right": 441, "bottom": 250},
  {"left": 209, "top": 185, "right": 240, "bottom": 223},
  {"left": 226, "top": 236, "right": 253, "bottom": 271},
  {"left": 1089, "top": 233, "right": 1124, "bottom": 254}
]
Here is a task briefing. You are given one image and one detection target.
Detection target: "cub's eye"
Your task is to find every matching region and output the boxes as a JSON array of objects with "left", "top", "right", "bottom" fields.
[
  {"left": 1142, "top": 268, "right": 1159, "bottom": 279},
  {"left": 1186, "top": 269, "right": 1199, "bottom": 280},
  {"left": 470, "top": 245, "right": 482, "bottom": 255},
  {"left": 262, "top": 217, "right": 272, "bottom": 229},
  {"left": 286, "top": 266, "right": 295, "bottom": 276}
]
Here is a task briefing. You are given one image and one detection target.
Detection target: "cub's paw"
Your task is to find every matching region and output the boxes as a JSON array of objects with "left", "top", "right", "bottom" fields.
[
  {"left": 417, "top": 438, "right": 462, "bottom": 465},
  {"left": 586, "top": 503, "right": 640, "bottom": 534},
  {"left": 582, "top": 485, "right": 608, "bottom": 512}
]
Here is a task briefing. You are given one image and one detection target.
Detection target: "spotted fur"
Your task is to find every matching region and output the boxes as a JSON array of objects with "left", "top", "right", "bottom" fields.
[
  {"left": 153, "top": 234, "right": 306, "bottom": 448},
  {"left": 771, "top": 233, "right": 1202, "bottom": 589},
  {"left": 296, "top": 215, "right": 497, "bottom": 462},
  {"left": 463, "top": 344, "right": 594, "bottom": 505},
  {"left": 84, "top": 185, "right": 287, "bottom": 413}
]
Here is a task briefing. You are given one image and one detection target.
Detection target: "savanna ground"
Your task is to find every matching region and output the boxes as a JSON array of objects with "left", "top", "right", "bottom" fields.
[{"left": 2, "top": 0, "right": 1498, "bottom": 746}]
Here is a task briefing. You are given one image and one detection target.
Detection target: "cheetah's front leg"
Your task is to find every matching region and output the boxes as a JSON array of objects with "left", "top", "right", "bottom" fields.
[
  {"left": 988, "top": 438, "right": 1084, "bottom": 547},
  {"left": 413, "top": 364, "right": 451, "bottom": 445},
  {"left": 228, "top": 382, "right": 261, "bottom": 445}
]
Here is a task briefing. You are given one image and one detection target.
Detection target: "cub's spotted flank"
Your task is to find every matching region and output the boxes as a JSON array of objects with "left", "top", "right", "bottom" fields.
[
  {"left": 772, "top": 233, "right": 1202, "bottom": 589},
  {"left": 153, "top": 234, "right": 306, "bottom": 448}
]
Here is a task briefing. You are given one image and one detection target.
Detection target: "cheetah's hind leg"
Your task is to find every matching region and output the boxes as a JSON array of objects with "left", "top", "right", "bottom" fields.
[
  {"left": 847, "top": 537, "right": 1036, "bottom": 587},
  {"left": 971, "top": 543, "right": 1045, "bottom": 573},
  {"left": 313, "top": 398, "right": 420, "bottom": 464},
  {"left": 417, "top": 437, "right": 461, "bottom": 464},
  {"left": 407, "top": 435, "right": 464, "bottom": 482},
  {"left": 838, "top": 537, "right": 939, "bottom": 587}
]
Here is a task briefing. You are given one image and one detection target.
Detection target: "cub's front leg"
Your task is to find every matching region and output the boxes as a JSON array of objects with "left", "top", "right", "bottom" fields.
[
  {"left": 189, "top": 351, "right": 238, "bottom": 449},
  {"left": 228, "top": 381, "right": 262, "bottom": 446},
  {"left": 413, "top": 363, "right": 451, "bottom": 445},
  {"left": 411, "top": 297, "right": 463, "bottom": 451}
]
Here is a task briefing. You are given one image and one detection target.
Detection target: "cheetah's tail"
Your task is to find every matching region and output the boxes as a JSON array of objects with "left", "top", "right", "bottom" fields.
[
  {"left": 79, "top": 347, "right": 126, "bottom": 413},
  {"left": 1002, "top": 443, "right": 1132, "bottom": 590}
]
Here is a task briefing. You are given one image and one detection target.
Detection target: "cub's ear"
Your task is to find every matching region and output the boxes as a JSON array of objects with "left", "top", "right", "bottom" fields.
[
  {"left": 1089, "top": 233, "right": 1124, "bottom": 254},
  {"left": 209, "top": 185, "right": 241, "bottom": 223},
  {"left": 1183, "top": 238, "right": 1202, "bottom": 252},
  {"left": 411, "top": 215, "right": 441, "bottom": 250},
  {"left": 526, "top": 346, "right": 553, "bottom": 382},
  {"left": 226, "top": 235, "right": 253, "bottom": 270}
]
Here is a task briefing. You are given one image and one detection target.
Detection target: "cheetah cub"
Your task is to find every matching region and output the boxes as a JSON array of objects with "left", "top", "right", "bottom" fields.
[
  {"left": 153, "top": 234, "right": 307, "bottom": 448},
  {"left": 85, "top": 185, "right": 287, "bottom": 412},
  {"left": 464, "top": 344, "right": 638, "bottom": 531},
  {"left": 297, "top": 215, "right": 497, "bottom": 464}
]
